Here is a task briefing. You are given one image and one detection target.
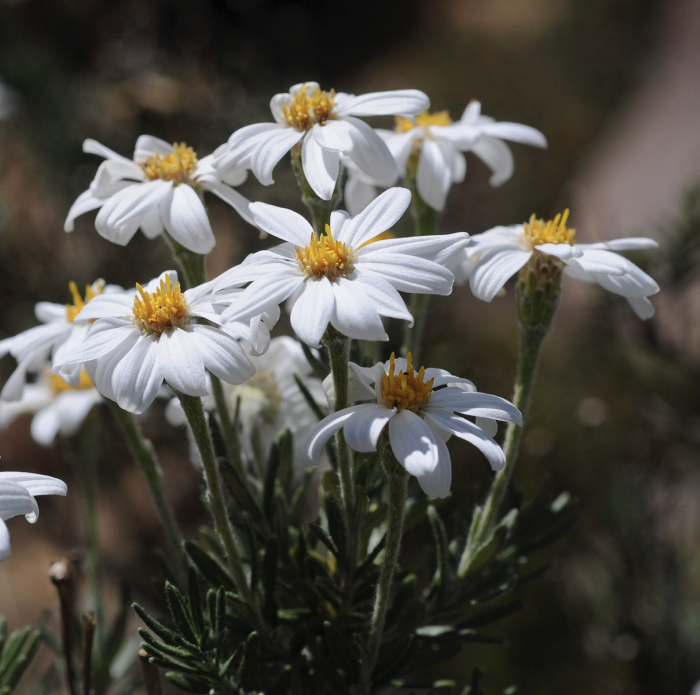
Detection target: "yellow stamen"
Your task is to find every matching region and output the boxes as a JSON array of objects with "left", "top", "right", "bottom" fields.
[
  {"left": 141, "top": 143, "right": 198, "bottom": 185},
  {"left": 380, "top": 352, "right": 434, "bottom": 413},
  {"left": 49, "top": 370, "right": 94, "bottom": 394},
  {"left": 283, "top": 84, "right": 337, "bottom": 131},
  {"left": 522, "top": 209, "right": 576, "bottom": 246},
  {"left": 132, "top": 275, "right": 189, "bottom": 336},
  {"left": 295, "top": 224, "right": 355, "bottom": 281},
  {"left": 66, "top": 280, "right": 104, "bottom": 323},
  {"left": 395, "top": 110, "right": 453, "bottom": 133},
  {"left": 357, "top": 229, "right": 394, "bottom": 250}
]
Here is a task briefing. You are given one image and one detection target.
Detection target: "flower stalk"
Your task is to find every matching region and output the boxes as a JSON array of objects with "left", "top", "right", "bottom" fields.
[
  {"left": 162, "top": 231, "right": 207, "bottom": 288},
  {"left": 459, "top": 251, "right": 562, "bottom": 575},
  {"left": 361, "top": 435, "right": 409, "bottom": 687},
  {"left": 290, "top": 144, "right": 343, "bottom": 236},
  {"left": 107, "top": 402, "right": 187, "bottom": 571},
  {"left": 175, "top": 391, "right": 256, "bottom": 609}
]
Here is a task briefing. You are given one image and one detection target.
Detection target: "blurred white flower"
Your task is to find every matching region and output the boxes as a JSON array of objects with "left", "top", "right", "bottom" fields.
[
  {"left": 55, "top": 271, "right": 258, "bottom": 414},
  {"left": 0, "top": 470, "right": 67, "bottom": 560},
  {"left": 214, "top": 82, "right": 429, "bottom": 200},
  {"left": 345, "top": 101, "right": 546, "bottom": 212},
  {"left": 455, "top": 210, "right": 660, "bottom": 318},
  {"left": 167, "top": 336, "right": 325, "bottom": 473},
  {"left": 212, "top": 187, "right": 469, "bottom": 347},
  {"left": 0, "top": 280, "right": 122, "bottom": 401},
  {"left": 65, "top": 136, "right": 254, "bottom": 254},
  {"left": 0, "top": 369, "right": 101, "bottom": 446},
  {"left": 304, "top": 353, "right": 522, "bottom": 498}
]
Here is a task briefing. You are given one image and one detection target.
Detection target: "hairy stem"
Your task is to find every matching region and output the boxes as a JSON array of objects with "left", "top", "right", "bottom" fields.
[
  {"left": 161, "top": 231, "right": 207, "bottom": 288},
  {"left": 175, "top": 391, "right": 256, "bottom": 608},
  {"left": 107, "top": 402, "right": 186, "bottom": 570},
  {"left": 361, "top": 439, "right": 409, "bottom": 687}
]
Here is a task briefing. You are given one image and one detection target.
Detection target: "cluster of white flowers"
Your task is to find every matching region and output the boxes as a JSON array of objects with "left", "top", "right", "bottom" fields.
[{"left": 0, "top": 79, "right": 661, "bottom": 561}]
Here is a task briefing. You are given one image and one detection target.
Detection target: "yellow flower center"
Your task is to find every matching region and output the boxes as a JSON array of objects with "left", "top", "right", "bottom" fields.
[
  {"left": 132, "top": 275, "right": 189, "bottom": 336},
  {"left": 141, "top": 143, "right": 198, "bottom": 185},
  {"left": 395, "top": 110, "right": 453, "bottom": 133},
  {"left": 296, "top": 225, "right": 355, "bottom": 281},
  {"left": 283, "top": 84, "right": 337, "bottom": 131},
  {"left": 66, "top": 280, "right": 104, "bottom": 323},
  {"left": 49, "top": 370, "right": 95, "bottom": 394},
  {"left": 522, "top": 209, "right": 576, "bottom": 246},
  {"left": 380, "top": 352, "right": 434, "bottom": 413}
]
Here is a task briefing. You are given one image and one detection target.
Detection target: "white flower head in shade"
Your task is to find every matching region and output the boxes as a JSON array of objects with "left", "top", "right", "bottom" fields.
[
  {"left": 346, "top": 101, "right": 547, "bottom": 213},
  {"left": 214, "top": 82, "right": 429, "bottom": 201},
  {"left": 65, "top": 136, "right": 255, "bottom": 254},
  {"left": 212, "top": 187, "right": 469, "bottom": 347},
  {"left": 54, "top": 271, "right": 259, "bottom": 414},
  {"left": 0, "top": 369, "right": 101, "bottom": 446},
  {"left": 0, "top": 470, "right": 67, "bottom": 560},
  {"left": 304, "top": 353, "right": 522, "bottom": 498},
  {"left": 166, "top": 336, "right": 325, "bottom": 474},
  {"left": 0, "top": 280, "right": 123, "bottom": 401},
  {"left": 455, "top": 209, "right": 661, "bottom": 319}
]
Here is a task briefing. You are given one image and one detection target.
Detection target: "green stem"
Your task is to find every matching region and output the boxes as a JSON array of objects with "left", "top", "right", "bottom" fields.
[
  {"left": 107, "top": 402, "right": 186, "bottom": 570},
  {"left": 322, "top": 327, "right": 356, "bottom": 566},
  {"left": 175, "top": 391, "right": 256, "bottom": 608},
  {"left": 290, "top": 144, "right": 344, "bottom": 236},
  {"left": 209, "top": 375, "right": 245, "bottom": 474},
  {"left": 67, "top": 410, "right": 103, "bottom": 646},
  {"left": 161, "top": 232, "right": 207, "bottom": 288},
  {"left": 458, "top": 254, "right": 561, "bottom": 576},
  {"left": 401, "top": 150, "right": 440, "bottom": 362},
  {"left": 361, "top": 439, "right": 409, "bottom": 687}
]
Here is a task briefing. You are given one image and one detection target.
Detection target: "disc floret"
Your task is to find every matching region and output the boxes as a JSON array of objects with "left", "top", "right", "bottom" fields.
[
  {"left": 295, "top": 225, "right": 355, "bottom": 281},
  {"left": 395, "top": 110, "right": 453, "bottom": 134},
  {"left": 283, "top": 84, "right": 337, "bottom": 131},
  {"left": 132, "top": 275, "right": 190, "bottom": 336},
  {"left": 49, "top": 370, "right": 95, "bottom": 394},
  {"left": 522, "top": 209, "right": 576, "bottom": 247},
  {"left": 66, "top": 280, "right": 104, "bottom": 323},
  {"left": 141, "top": 143, "right": 198, "bottom": 185},
  {"left": 380, "top": 352, "right": 434, "bottom": 413}
]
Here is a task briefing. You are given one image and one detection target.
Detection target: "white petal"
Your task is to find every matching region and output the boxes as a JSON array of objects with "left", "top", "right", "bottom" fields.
[
  {"left": 207, "top": 182, "right": 255, "bottom": 227},
  {"left": 339, "top": 187, "right": 411, "bottom": 249},
  {"left": 417, "top": 138, "right": 452, "bottom": 211},
  {"left": 221, "top": 276, "right": 303, "bottom": 323},
  {"left": 352, "top": 269, "right": 412, "bottom": 321},
  {"left": 188, "top": 325, "right": 255, "bottom": 384},
  {"left": 159, "top": 329, "right": 208, "bottom": 397},
  {"left": 0, "top": 518, "right": 10, "bottom": 560},
  {"left": 0, "top": 472, "right": 67, "bottom": 498},
  {"left": 345, "top": 175, "right": 379, "bottom": 217},
  {"left": 302, "top": 404, "right": 375, "bottom": 464},
  {"left": 289, "top": 277, "right": 335, "bottom": 347},
  {"left": 343, "top": 403, "right": 395, "bottom": 452},
  {"left": 343, "top": 117, "right": 398, "bottom": 183},
  {"left": 471, "top": 135, "right": 514, "bottom": 187},
  {"left": 74, "top": 294, "right": 133, "bottom": 321},
  {"left": 249, "top": 202, "right": 314, "bottom": 245},
  {"left": 216, "top": 123, "right": 287, "bottom": 172},
  {"left": 106, "top": 334, "right": 162, "bottom": 414},
  {"left": 572, "top": 249, "right": 630, "bottom": 276},
  {"left": 535, "top": 243, "right": 582, "bottom": 260},
  {"left": 414, "top": 435, "right": 452, "bottom": 498},
  {"left": 140, "top": 205, "right": 164, "bottom": 239},
  {"left": 251, "top": 128, "right": 305, "bottom": 185},
  {"left": 134, "top": 135, "right": 173, "bottom": 162},
  {"left": 478, "top": 122, "right": 547, "bottom": 148},
  {"left": 330, "top": 278, "right": 388, "bottom": 341},
  {"left": 576, "top": 237, "right": 659, "bottom": 251},
  {"left": 469, "top": 247, "right": 531, "bottom": 302},
  {"left": 591, "top": 262, "right": 660, "bottom": 298},
  {"left": 429, "top": 390, "right": 522, "bottom": 424},
  {"left": 338, "top": 89, "right": 430, "bottom": 117},
  {"left": 55, "top": 390, "right": 102, "bottom": 438},
  {"left": 64, "top": 189, "right": 106, "bottom": 232},
  {"left": 56, "top": 320, "right": 134, "bottom": 366},
  {"left": 302, "top": 133, "right": 340, "bottom": 200},
  {"left": 627, "top": 296, "right": 656, "bottom": 319},
  {"left": 83, "top": 138, "right": 134, "bottom": 163},
  {"left": 312, "top": 121, "right": 353, "bottom": 152},
  {"left": 388, "top": 410, "right": 440, "bottom": 478},
  {"left": 424, "top": 408, "right": 505, "bottom": 471},
  {"left": 360, "top": 231, "right": 470, "bottom": 267},
  {"left": 0, "top": 479, "right": 39, "bottom": 522},
  {"left": 161, "top": 185, "right": 215, "bottom": 254},
  {"left": 476, "top": 417, "right": 498, "bottom": 437},
  {"left": 357, "top": 254, "right": 454, "bottom": 295}
]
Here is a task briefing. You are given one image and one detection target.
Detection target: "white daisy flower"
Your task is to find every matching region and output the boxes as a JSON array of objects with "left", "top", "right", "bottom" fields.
[
  {"left": 346, "top": 101, "right": 547, "bottom": 212},
  {"left": 0, "top": 280, "right": 122, "bottom": 401},
  {"left": 0, "top": 369, "right": 102, "bottom": 447},
  {"left": 303, "top": 353, "right": 522, "bottom": 499},
  {"left": 0, "top": 470, "right": 67, "bottom": 560},
  {"left": 214, "top": 82, "right": 429, "bottom": 201},
  {"left": 64, "top": 136, "right": 255, "bottom": 254},
  {"left": 455, "top": 210, "right": 660, "bottom": 319},
  {"left": 211, "top": 187, "right": 469, "bottom": 347},
  {"left": 54, "top": 271, "right": 257, "bottom": 414},
  {"left": 166, "top": 336, "right": 325, "bottom": 473}
]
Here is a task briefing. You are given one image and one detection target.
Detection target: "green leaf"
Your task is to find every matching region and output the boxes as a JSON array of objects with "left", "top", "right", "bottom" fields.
[
  {"left": 427, "top": 505, "right": 450, "bottom": 598},
  {"left": 324, "top": 494, "right": 348, "bottom": 570},
  {"left": 308, "top": 522, "right": 339, "bottom": 559},
  {"left": 185, "top": 541, "right": 237, "bottom": 593},
  {"left": 133, "top": 603, "right": 178, "bottom": 644},
  {"left": 301, "top": 342, "right": 329, "bottom": 380},
  {"left": 187, "top": 568, "right": 205, "bottom": 641},
  {"left": 293, "top": 373, "right": 327, "bottom": 423},
  {"left": 323, "top": 621, "right": 358, "bottom": 680},
  {"left": 264, "top": 429, "right": 291, "bottom": 522},
  {"left": 290, "top": 466, "right": 317, "bottom": 519},
  {"left": 164, "top": 671, "right": 211, "bottom": 694},
  {"left": 237, "top": 632, "right": 259, "bottom": 688},
  {"left": 139, "top": 628, "right": 194, "bottom": 659},
  {"left": 262, "top": 536, "right": 279, "bottom": 627},
  {"left": 165, "top": 582, "right": 198, "bottom": 647}
]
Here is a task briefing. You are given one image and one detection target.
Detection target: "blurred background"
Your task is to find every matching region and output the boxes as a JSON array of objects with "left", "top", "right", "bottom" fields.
[{"left": 0, "top": 0, "right": 699, "bottom": 692}]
